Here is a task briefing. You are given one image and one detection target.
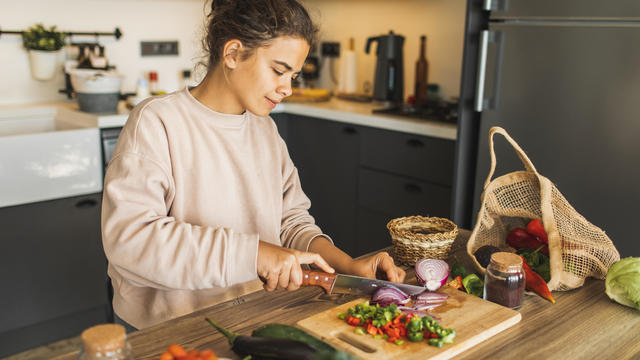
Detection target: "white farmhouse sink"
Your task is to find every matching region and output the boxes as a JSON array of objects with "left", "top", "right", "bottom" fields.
[{"left": 0, "top": 106, "right": 102, "bottom": 208}]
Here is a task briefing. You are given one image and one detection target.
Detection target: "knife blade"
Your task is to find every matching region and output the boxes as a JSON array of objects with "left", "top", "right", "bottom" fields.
[{"left": 301, "top": 269, "right": 426, "bottom": 296}]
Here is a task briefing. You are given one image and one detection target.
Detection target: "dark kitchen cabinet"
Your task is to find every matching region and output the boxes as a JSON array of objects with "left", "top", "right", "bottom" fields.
[
  {"left": 285, "top": 115, "right": 360, "bottom": 256},
  {"left": 0, "top": 193, "right": 109, "bottom": 357},
  {"left": 271, "top": 112, "right": 290, "bottom": 143},
  {"left": 279, "top": 113, "right": 455, "bottom": 258}
]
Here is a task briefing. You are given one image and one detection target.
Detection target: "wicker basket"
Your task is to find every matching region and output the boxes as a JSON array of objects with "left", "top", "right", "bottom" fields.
[{"left": 387, "top": 216, "right": 458, "bottom": 266}]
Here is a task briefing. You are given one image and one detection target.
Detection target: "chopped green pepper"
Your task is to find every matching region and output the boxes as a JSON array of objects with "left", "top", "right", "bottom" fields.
[
  {"left": 408, "top": 331, "right": 424, "bottom": 342},
  {"left": 462, "top": 273, "right": 484, "bottom": 297}
]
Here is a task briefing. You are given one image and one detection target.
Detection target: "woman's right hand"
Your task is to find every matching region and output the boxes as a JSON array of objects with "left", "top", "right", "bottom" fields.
[{"left": 257, "top": 241, "right": 334, "bottom": 291}]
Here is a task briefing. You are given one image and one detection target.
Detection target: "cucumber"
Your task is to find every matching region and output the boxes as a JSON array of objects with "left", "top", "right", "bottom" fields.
[{"left": 251, "top": 323, "right": 336, "bottom": 353}]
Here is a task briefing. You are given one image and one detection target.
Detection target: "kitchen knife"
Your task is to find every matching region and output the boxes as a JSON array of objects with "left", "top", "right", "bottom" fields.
[{"left": 301, "top": 269, "right": 426, "bottom": 296}]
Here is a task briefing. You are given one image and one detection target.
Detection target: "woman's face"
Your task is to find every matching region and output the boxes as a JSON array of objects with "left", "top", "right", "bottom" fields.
[{"left": 229, "top": 36, "right": 309, "bottom": 116}]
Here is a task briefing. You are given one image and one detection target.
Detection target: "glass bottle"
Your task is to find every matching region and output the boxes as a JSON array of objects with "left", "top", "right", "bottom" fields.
[
  {"left": 148, "top": 71, "right": 159, "bottom": 95},
  {"left": 414, "top": 35, "right": 429, "bottom": 107},
  {"left": 78, "top": 324, "right": 133, "bottom": 360},
  {"left": 483, "top": 252, "right": 526, "bottom": 309},
  {"left": 181, "top": 69, "right": 193, "bottom": 89}
]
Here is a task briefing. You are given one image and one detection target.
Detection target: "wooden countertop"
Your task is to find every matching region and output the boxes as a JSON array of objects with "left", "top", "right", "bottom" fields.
[{"left": 55, "top": 230, "right": 640, "bottom": 360}]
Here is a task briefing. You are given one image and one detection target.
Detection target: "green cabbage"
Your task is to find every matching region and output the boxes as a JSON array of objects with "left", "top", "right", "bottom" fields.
[{"left": 605, "top": 257, "right": 640, "bottom": 311}]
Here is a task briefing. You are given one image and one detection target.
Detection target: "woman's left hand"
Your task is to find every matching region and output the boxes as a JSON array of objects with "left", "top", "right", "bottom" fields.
[{"left": 348, "top": 251, "right": 406, "bottom": 283}]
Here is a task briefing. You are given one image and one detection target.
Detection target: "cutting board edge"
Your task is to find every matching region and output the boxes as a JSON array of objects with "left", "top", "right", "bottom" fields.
[{"left": 426, "top": 311, "right": 522, "bottom": 360}]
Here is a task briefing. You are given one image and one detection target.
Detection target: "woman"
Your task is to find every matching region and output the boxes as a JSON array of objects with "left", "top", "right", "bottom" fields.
[{"left": 102, "top": 0, "right": 405, "bottom": 330}]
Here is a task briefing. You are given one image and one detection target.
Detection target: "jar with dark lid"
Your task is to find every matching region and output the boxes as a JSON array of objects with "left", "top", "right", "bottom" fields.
[
  {"left": 78, "top": 324, "right": 133, "bottom": 360},
  {"left": 483, "top": 252, "right": 526, "bottom": 309}
]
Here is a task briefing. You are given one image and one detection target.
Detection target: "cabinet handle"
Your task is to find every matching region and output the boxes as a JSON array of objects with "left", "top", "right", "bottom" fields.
[
  {"left": 404, "top": 183, "right": 422, "bottom": 193},
  {"left": 342, "top": 126, "right": 358, "bottom": 135},
  {"left": 75, "top": 198, "right": 98, "bottom": 208},
  {"left": 406, "top": 139, "right": 424, "bottom": 148}
]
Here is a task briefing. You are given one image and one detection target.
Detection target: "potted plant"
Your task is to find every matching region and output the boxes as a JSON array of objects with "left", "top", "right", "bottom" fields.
[{"left": 22, "top": 23, "right": 67, "bottom": 81}]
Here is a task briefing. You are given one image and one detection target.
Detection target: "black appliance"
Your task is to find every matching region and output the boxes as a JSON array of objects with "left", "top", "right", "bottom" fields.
[
  {"left": 453, "top": 0, "right": 640, "bottom": 257},
  {"left": 100, "top": 127, "right": 123, "bottom": 174},
  {"left": 365, "top": 31, "right": 405, "bottom": 103}
]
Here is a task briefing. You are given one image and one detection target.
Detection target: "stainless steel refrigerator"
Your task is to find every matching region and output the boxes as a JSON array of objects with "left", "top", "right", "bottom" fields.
[{"left": 453, "top": 0, "right": 640, "bottom": 257}]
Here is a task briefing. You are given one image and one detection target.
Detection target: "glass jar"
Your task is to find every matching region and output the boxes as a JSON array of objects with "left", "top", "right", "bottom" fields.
[
  {"left": 78, "top": 324, "right": 133, "bottom": 360},
  {"left": 483, "top": 252, "right": 526, "bottom": 309}
]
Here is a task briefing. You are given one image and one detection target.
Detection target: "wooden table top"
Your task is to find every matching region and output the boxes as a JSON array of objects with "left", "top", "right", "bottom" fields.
[{"left": 56, "top": 231, "right": 640, "bottom": 360}]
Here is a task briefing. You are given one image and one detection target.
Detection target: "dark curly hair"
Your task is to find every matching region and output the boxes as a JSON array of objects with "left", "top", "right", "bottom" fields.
[{"left": 204, "top": 0, "right": 318, "bottom": 69}]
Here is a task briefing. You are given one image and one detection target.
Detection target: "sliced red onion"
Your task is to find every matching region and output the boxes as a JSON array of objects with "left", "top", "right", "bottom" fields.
[
  {"left": 397, "top": 306, "right": 442, "bottom": 321},
  {"left": 415, "top": 258, "right": 450, "bottom": 291},
  {"left": 413, "top": 303, "right": 444, "bottom": 311},
  {"left": 413, "top": 299, "right": 447, "bottom": 307},
  {"left": 370, "top": 286, "right": 410, "bottom": 306},
  {"left": 413, "top": 291, "right": 449, "bottom": 302},
  {"left": 397, "top": 306, "right": 430, "bottom": 317}
]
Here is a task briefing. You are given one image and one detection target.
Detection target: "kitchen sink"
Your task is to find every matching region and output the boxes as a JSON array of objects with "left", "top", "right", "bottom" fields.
[{"left": 0, "top": 105, "right": 102, "bottom": 208}]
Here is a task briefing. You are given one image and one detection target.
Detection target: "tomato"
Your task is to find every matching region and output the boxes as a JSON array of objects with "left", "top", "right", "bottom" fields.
[
  {"left": 167, "top": 344, "right": 187, "bottom": 358},
  {"left": 159, "top": 351, "right": 174, "bottom": 360}
]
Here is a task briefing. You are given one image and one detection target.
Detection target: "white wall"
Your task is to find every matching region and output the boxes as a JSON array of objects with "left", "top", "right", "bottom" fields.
[
  {"left": 0, "top": 0, "right": 466, "bottom": 106},
  {"left": 301, "top": 0, "right": 466, "bottom": 101},
  {"left": 0, "top": 0, "right": 207, "bottom": 105}
]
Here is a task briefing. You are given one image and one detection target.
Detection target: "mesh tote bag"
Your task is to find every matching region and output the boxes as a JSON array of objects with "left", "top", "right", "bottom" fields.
[{"left": 467, "top": 127, "right": 620, "bottom": 291}]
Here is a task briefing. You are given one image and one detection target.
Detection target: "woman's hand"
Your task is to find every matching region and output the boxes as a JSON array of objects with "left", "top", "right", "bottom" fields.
[
  {"left": 257, "top": 241, "right": 334, "bottom": 291},
  {"left": 348, "top": 251, "right": 406, "bottom": 283}
]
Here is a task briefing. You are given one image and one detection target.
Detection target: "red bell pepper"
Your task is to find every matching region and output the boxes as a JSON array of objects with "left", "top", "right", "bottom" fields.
[
  {"left": 521, "top": 256, "right": 555, "bottom": 303},
  {"left": 526, "top": 219, "right": 548, "bottom": 244},
  {"left": 507, "top": 227, "right": 549, "bottom": 256}
]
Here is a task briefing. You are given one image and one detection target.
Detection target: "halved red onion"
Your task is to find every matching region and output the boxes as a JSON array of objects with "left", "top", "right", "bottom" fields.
[
  {"left": 370, "top": 286, "right": 410, "bottom": 306},
  {"left": 415, "top": 258, "right": 450, "bottom": 291}
]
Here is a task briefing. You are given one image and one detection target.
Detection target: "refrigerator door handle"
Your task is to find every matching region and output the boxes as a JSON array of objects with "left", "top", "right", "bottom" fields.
[
  {"left": 474, "top": 30, "right": 490, "bottom": 112},
  {"left": 474, "top": 30, "right": 505, "bottom": 112},
  {"left": 483, "top": 0, "right": 508, "bottom": 11}
]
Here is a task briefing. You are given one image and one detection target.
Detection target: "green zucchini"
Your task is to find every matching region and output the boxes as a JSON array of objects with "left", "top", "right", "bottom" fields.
[
  {"left": 252, "top": 323, "right": 358, "bottom": 360},
  {"left": 252, "top": 323, "right": 336, "bottom": 353},
  {"left": 206, "top": 318, "right": 317, "bottom": 360}
]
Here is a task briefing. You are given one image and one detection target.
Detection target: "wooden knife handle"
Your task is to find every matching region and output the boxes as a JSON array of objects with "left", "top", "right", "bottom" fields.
[{"left": 301, "top": 269, "right": 336, "bottom": 293}]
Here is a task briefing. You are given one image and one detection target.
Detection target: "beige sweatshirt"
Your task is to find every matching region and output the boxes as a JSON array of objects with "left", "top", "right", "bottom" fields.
[{"left": 102, "top": 88, "right": 328, "bottom": 329}]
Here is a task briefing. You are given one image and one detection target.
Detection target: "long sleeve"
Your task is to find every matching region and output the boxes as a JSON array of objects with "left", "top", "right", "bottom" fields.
[
  {"left": 103, "top": 88, "right": 301, "bottom": 328},
  {"left": 102, "top": 151, "right": 259, "bottom": 291}
]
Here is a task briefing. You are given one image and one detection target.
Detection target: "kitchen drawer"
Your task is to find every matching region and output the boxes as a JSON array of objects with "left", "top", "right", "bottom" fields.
[
  {"left": 360, "top": 126, "right": 455, "bottom": 186},
  {"left": 0, "top": 193, "right": 108, "bottom": 333},
  {"left": 358, "top": 168, "right": 451, "bottom": 218}
]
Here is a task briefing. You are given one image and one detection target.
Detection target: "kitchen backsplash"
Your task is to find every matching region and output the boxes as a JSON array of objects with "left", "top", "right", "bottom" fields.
[
  {"left": 301, "top": 0, "right": 465, "bottom": 101},
  {"left": 0, "top": 0, "right": 465, "bottom": 106},
  {"left": 0, "top": 0, "right": 206, "bottom": 105}
]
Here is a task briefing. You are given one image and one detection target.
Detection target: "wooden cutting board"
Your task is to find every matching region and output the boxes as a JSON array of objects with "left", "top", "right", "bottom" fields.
[{"left": 297, "top": 286, "right": 521, "bottom": 360}]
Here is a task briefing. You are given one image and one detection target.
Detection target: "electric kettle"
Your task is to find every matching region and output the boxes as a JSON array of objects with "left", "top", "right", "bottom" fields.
[{"left": 365, "top": 31, "right": 405, "bottom": 103}]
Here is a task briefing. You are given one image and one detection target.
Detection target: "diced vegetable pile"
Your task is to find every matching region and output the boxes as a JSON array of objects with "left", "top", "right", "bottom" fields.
[{"left": 339, "top": 301, "right": 456, "bottom": 348}]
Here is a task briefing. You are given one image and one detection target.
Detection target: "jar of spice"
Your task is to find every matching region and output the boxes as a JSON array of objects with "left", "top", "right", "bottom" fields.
[
  {"left": 78, "top": 324, "right": 133, "bottom": 360},
  {"left": 483, "top": 252, "right": 526, "bottom": 309}
]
